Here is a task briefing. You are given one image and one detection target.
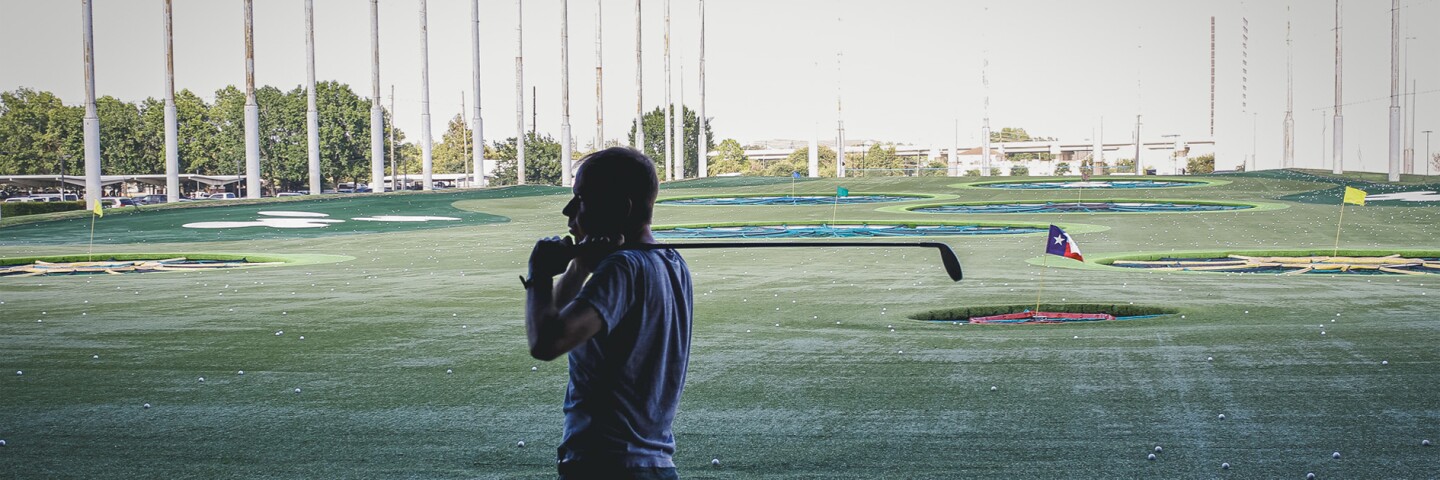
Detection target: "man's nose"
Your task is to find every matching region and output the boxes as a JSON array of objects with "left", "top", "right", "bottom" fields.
[{"left": 562, "top": 198, "right": 578, "bottom": 217}]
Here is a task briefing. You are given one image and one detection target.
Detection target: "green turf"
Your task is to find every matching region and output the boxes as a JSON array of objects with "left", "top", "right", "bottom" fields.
[{"left": 2, "top": 171, "right": 1439, "bottom": 478}]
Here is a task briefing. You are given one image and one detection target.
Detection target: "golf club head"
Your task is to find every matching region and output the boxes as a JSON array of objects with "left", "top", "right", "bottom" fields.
[{"left": 921, "top": 242, "right": 964, "bottom": 282}]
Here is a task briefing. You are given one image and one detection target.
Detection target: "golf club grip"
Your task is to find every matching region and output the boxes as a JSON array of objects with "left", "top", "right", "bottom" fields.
[{"left": 621, "top": 242, "right": 963, "bottom": 282}]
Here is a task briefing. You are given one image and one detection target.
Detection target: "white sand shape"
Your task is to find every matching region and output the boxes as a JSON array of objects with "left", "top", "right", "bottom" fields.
[
  {"left": 1366, "top": 191, "right": 1440, "bottom": 202},
  {"left": 184, "top": 218, "right": 345, "bottom": 229},
  {"left": 350, "top": 215, "right": 461, "bottom": 222},
  {"left": 258, "top": 211, "right": 330, "bottom": 218}
]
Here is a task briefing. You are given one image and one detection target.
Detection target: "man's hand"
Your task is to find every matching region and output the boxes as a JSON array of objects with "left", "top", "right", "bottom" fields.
[
  {"left": 528, "top": 236, "right": 576, "bottom": 282},
  {"left": 575, "top": 234, "right": 625, "bottom": 272}
]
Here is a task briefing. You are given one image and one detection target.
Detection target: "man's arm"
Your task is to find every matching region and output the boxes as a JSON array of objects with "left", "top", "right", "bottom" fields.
[{"left": 525, "top": 277, "right": 604, "bottom": 361}]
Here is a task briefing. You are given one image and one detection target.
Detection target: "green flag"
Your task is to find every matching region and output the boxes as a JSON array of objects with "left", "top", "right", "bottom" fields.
[{"left": 837, "top": 187, "right": 849, "bottom": 197}]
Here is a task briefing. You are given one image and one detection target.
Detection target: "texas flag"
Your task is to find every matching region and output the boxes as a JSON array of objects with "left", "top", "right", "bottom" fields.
[{"left": 1045, "top": 225, "right": 1083, "bottom": 262}]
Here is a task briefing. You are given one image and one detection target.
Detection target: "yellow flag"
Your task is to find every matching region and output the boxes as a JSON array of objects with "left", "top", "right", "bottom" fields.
[
  {"left": 1342, "top": 187, "right": 1367, "bottom": 206},
  {"left": 92, "top": 199, "right": 104, "bottom": 217}
]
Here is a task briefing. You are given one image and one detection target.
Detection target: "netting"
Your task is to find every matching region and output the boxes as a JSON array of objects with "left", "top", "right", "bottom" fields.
[
  {"left": 913, "top": 202, "right": 1250, "bottom": 214},
  {"left": 659, "top": 195, "right": 919, "bottom": 206},
  {"left": 0, "top": 257, "right": 265, "bottom": 277},
  {"left": 977, "top": 180, "right": 1202, "bottom": 190},
  {"left": 653, "top": 224, "right": 1045, "bottom": 239},
  {"left": 1111, "top": 255, "right": 1440, "bottom": 275}
]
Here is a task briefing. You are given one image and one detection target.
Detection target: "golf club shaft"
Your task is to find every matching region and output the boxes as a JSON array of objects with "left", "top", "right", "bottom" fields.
[{"left": 621, "top": 241, "right": 963, "bottom": 282}]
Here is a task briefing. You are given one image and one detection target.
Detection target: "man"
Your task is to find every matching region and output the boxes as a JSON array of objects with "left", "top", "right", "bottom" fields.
[{"left": 524, "top": 147, "right": 694, "bottom": 480}]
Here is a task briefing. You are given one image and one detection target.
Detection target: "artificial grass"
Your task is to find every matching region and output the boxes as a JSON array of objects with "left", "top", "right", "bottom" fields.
[{"left": 2, "top": 174, "right": 1438, "bottom": 478}]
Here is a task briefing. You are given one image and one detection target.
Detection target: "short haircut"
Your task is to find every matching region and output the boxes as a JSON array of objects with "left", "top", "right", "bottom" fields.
[{"left": 576, "top": 147, "right": 659, "bottom": 227}]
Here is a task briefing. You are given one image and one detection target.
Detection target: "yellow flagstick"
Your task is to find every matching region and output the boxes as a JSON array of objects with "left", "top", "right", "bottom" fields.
[
  {"left": 1332, "top": 201, "right": 1346, "bottom": 258},
  {"left": 1035, "top": 254, "right": 1048, "bottom": 315}
]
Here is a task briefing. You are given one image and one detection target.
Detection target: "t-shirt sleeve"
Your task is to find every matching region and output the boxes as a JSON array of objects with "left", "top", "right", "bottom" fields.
[{"left": 573, "top": 254, "right": 635, "bottom": 334}]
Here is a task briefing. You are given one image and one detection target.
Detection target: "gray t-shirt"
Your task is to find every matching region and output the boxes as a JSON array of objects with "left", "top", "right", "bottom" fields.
[{"left": 562, "top": 248, "right": 693, "bottom": 468}]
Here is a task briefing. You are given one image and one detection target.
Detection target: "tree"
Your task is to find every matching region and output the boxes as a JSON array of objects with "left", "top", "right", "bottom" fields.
[
  {"left": 627, "top": 104, "right": 714, "bottom": 178},
  {"left": 708, "top": 138, "right": 750, "bottom": 175},
  {"left": 315, "top": 81, "right": 373, "bottom": 189},
  {"left": 1009, "top": 164, "right": 1029, "bottom": 176},
  {"left": 489, "top": 131, "right": 562, "bottom": 185},
  {"left": 784, "top": 145, "right": 837, "bottom": 177},
  {"left": 0, "top": 88, "right": 81, "bottom": 176},
  {"left": 989, "top": 127, "right": 1032, "bottom": 143},
  {"left": 1431, "top": 153, "right": 1440, "bottom": 174},
  {"left": 1187, "top": 154, "right": 1215, "bottom": 174},
  {"left": 856, "top": 143, "right": 904, "bottom": 176},
  {"left": 432, "top": 114, "right": 471, "bottom": 175},
  {"left": 1054, "top": 162, "right": 1071, "bottom": 176}
]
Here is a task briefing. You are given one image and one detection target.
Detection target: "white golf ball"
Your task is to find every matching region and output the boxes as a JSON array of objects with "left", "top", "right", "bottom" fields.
[
  {"left": 1154, "top": 446, "right": 1162, "bottom": 453},
  {"left": 198, "top": 377, "right": 205, "bottom": 382},
  {"left": 990, "top": 386, "right": 997, "bottom": 391},
  {"left": 294, "top": 388, "right": 302, "bottom": 394},
  {"left": 1221, "top": 462, "right": 1230, "bottom": 470},
  {"left": 0, "top": 439, "right": 6, "bottom": 447},
  {"left": 1218, "top": 414, "right": 1226, "bottom": 420},
  {"left": 531, "top": 366, "right": 538, "bottom": 371},
  {"left": 275, "top": 331, "right": 283, "bottom": 336},
  {"left": 1422, "top": 439, "right": 1431, "bottom": 446},
  {"left": 143, "top": 403, "right": 151, "bottom": 409},
  {"left": 1332, "top": 451, "right": 1340, "bottom": 459},
  {"left": 237, "top": 370, "right": 244, "bottom": 375},
  {"left": 92, "top": 355, "right": 99, "bottom": 359},
  {"left": 516, "top": 441, "right": 526, "bottom": 448},
  {"left": 1307, "top": 473, "right": 1315, "bottom": 480},
  {"left": 299, "top": 336, "right": 305, "bottom": 340},
  {"left": 1381, "top": 360, "right": 1388, "bottom": 365},
  {"left": 15, "top": 371, "right": 21, "bottom": 376},
  {"left": 446, "top": 369, "right": 453, "bottom": 374},
  {"left": 711, "top": 458, "right": 720, "bottom": 466},
  {"left": 1207, "top": 356, "right": 1214, "bottom": 361},
  {"left": 1147, "top": 454, "right": 1156, "bottom": 461}
]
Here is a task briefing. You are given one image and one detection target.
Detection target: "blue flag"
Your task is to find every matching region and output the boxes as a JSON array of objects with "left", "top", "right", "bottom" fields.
[
  {"left": 792, "top": 171, "right": 801, "bottom": 179},
  {"left": 837, "top": 187, "right": 849, "bottom": 197},
  {"left": 1045, "top": 225, "right": 1084, "bottom": 262}
]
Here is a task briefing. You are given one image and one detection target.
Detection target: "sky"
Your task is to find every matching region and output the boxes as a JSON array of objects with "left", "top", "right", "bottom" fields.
[{"left": 1, "top": 0, "right": 1437, "bottom": 173}]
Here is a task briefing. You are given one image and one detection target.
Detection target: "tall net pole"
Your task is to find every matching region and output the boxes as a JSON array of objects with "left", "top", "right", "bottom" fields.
[
  {"left": 81, "top": 0, "right": 102, "bottom": 206},
  {"left": 419, "top": 0, "right": 434, "bottom": 190},
  {"left": 561, "top": 0, "right": 573, "bottom": 187},
  {"left": 1333, "top": 0, "right": 1344, "bottom": 175},
  {"left": 370, "top": 0, "right": 385, "bottom": 193},
  {"left": 306, "top": 0, "right": 321, "bottom": 195},
  {"left": 163, "top": 0, "right": 180, "bottom": 202},
  {"left": 516, "top": 0, "right": 526, "bottom": 185},
  {"left": 243, "top": 0, "right": 261, "bottom": 198},
  {"left": 1388, "top": 0, "right": 1401, "bottom": 182},
  {"left": 663, "top": 0, "right": 672, "bottom": 181},
  {"left": 634, "top": 0, "right": 643, "bottom": 153},
  {"left": 697, "top": 0, "right": 707, "bottom": 178},
  {"left": 1283, "top": 7, "right": 1294, "bottom": 169},
  {"left": 471, "top": 0, "right": 486, "bottom": 187},
  {"left": 595, "top": 0, "right": 603, "bottom": 151}
]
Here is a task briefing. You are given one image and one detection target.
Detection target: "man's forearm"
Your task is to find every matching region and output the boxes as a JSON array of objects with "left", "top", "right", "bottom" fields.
[
  {"left": 525, "top": 280, "right": 559, "bottom": 356},
  {"left": 553, "top": 262, "right": 588, "bottom": 307}
]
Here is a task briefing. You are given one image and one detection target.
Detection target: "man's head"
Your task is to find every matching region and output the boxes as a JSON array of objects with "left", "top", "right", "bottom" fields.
[{"left": 564, "top": 147, "right": 658, "bottom": 240}]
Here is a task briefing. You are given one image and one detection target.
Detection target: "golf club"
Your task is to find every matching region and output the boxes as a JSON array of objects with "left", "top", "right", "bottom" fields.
[{"left": 624, "top": 242, "right": 964, "bottom": 282}]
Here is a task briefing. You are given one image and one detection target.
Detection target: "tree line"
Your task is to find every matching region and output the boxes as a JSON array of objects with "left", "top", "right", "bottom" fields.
[{"left": 0, "top": 86, "right": 724, "bottom": 191}]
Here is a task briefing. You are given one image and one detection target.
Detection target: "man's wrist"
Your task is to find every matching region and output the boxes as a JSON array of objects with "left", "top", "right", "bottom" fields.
[{"left": 520, "top": 274, "right": 555, "bottom": 290}]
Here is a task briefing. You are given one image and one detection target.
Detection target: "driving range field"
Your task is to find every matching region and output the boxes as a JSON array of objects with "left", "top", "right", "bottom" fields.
[{"left": 2, "top": 170, "right": 1439, "bottom": 478}]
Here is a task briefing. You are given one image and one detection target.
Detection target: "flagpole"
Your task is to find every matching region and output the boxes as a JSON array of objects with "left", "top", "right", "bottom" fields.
[
  {"left": 1035, "top": 254, "right": 1047, "bottom": 314},
  {"left": 1332, "top": 201, "right": 1346, "bottom": 257},
  {"left": 831, "top": 193, "right": 839, "bottom": 227}
]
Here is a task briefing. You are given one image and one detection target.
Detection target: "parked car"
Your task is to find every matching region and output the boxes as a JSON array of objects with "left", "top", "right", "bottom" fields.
[
  {"left": 101, "top": 197, "right": 137, "bottom": 208},
  {"left": 208, "top": 193, "right": 238, "bottom": 200},
  {"left": 132, "top": 194, "right": 168, "bottom": 205},
  {"left": 3, "top": 197, "right": 36, "bottom": 203},
  {"left": 29, "top": 193, "right": 80, "bottom": 202},
  {"left": 276, "top": 192, "right": 305, "bottom": 197}
]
